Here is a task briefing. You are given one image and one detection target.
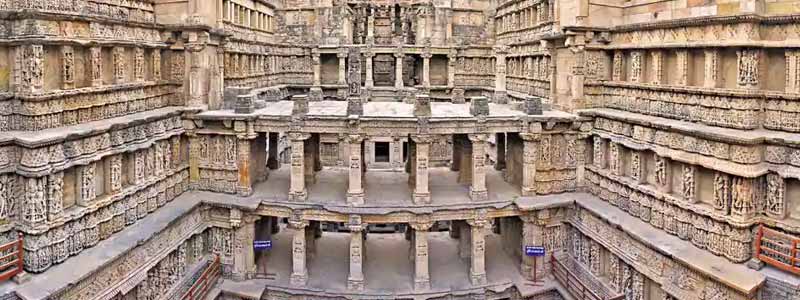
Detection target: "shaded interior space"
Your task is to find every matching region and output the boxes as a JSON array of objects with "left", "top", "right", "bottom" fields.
[
  {"left": 255, "top": 219, "right": 531, "bottom": 294},
  {"left": 251, "top": 167, "right": 519, "bottom": 205}
]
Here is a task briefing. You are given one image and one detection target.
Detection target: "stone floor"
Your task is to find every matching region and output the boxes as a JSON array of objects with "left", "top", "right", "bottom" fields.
[{"left": 253, "top": 166, "right": 522, "bottom": 207}]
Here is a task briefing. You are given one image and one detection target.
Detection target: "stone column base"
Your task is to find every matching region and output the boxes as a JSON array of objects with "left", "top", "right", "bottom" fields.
[
  {"left": 747, "top": 258, "right": 765, "bottom": 270},
  {"left": 469, "top": 188, "right": 488, "bottom": 201},
  {"left": 290, "top": 273, "right": 308, "bottom": 286},
  {"left": 289, "top": 189, "right": 308, "bottom": 201},
  {"left": 237, "top": 186, "right": 253, "bottom": 197},
  {"left": 413, "top": 191, "right": 431, "bottom": 204},
  {"left": 347, "top": 191, "right": 364, "bottom": 205},
  {"left": 347, "top": 278, "right": 364, "bottom": 290},
  {"left": 309, "top": 87, "right": 323, "bottom": 101},
  {"left": 521, "top": 187, "right": 536, "bottom": 196},
  {"left": 414, "top": 278, "right": 431, "bottom": 290},
  {"left": 469, "top": 272, "right": 487, "bottom": 285}
]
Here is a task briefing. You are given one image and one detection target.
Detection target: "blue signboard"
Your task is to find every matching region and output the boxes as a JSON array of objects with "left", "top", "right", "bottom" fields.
[
  {"left": 254, "top": 240, "right": 272, "bottom": 251},
  {"left": 524, "top": 246, "right": 546, "bottom": 257}
]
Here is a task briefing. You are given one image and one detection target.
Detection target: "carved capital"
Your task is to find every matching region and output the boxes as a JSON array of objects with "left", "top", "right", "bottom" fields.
[
  {"left": 288, "top": 219, "right": 309, "bottom": 229},
  {"left": 347, "top": 134, "right": 365, "bottom": 144},
  {"left": 466, "top": 218, "right": 490, "bottom": 229},
  {"left": 410, "top": 134, "right": 433, "bottom": 144},
  {"left": 410, "top": 215, "right": 434, "bottom": 231},
  {"left": 347, "top": 215, "right": 365, "bottom": 232},
  {"left": 467, "top": 133, "right": 489, "bottom": 143},
  {"left": 287, "top": 132, "right": 311, "bottom": 141},
  {"left": 519, "top": 133, "right": 541, "bottom": 142}
]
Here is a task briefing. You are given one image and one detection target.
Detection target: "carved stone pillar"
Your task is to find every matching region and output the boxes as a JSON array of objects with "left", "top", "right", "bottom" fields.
[
  {"left": 395, "top": 51, "right": 405, "bottom": 88},
  {"left": 519, "top": 133, "right": 540, "bottom": 196},
  {"left": 61, "top": 46, "right": 75, "bottom": 90},
  {"left": 786, "top": 51, "right": 800, "bottom": 93},
  {"left": 364, "top": 51, "right": 374, "bottom": 88},
  {"left": 338, "top": 50, "right": 348, "bottom": 85},
  {"left": 310, "top": 50, "right": 323, "bottom": 101},
  {"left": 448, "top": 51, "right": 457, "bottom": 87},
  {"left": 737, "top": 48, "right": 760, "bottom": 89},
  {"left": 237, "top": 134, "right": 255, "bottom": 196},
  {"left": 612, "top": 51, "right": 624, "bottom": 81},
  {"left": 232, "top": 213, "right": 257, "bottom": 281},
  {"left": 411, "top": 135, "right": 431, "bottom": 204},
  {"left": 366, "top": 13, "right": 375, "bottom": 44},
  {"left": 347, "top": 219, "right": 366, "bottom": 290},
  {"left": 134, "top": 47, "right": 145, "bottom": 82},
  {"left": 654, "top": 154, "right": 671, "bottom": 193},
  {"left": 76, "top": 162, "right": 96, "bottom": 206},
  {"left": 650, "top": 51, "right": 663, "bottom": 84},
  {"left": 113, "top": 47, "right": 126, "bottom": 84},
  {"left": 675, "top": 50, "right": 689, "bottom": 86},
  {"left": 765, "top": 173, "right": 787, "bottom": 219},
  {"left": 630, "top": 151, "right": 645, "bottom": 184},
  {"left": 87, "top": 46, "right": 103, "bottom": 87},
  {"left": 347, "top": 135, "right": 365, "bottom": 205},
  {"left": 467, "top": 218, "right": 489, "bottom": 285},
  {"left": 495, "top": 133, "right": 506, "bottom": 171},
  {"left": 16, "top": 44, "right": 45, "bottom": 93},
  {"left": 519, "top": 214, "right": 544, "bottom": 280},
  {"left": 494, "top": 46, "right": 508, "bottom": 104},
  {"left": 681, "top": 164, "right": 697, "bottom": 203},
  {"left": 704, "top": 49, "right": 719, "bottom": 88},
  {"left": 289, "top": 219, "right": 309, "bottom": 286},
  {"left": 289, "top": 133, "right": 311, "bottom": 201},
  {"left": 188, "top": 134, "right": 201, "bottom": 185},
  {"left": 629, "top": 50, "right": 644, "bottom": 83},
  {"left": 592, "top": 136, "right": 607, "bottom": 169},
  {"left": 468, "top": 134, "right": 489, "bottom": 201},
  {"left": 422, "top": 52, "right": 432, "bottom": 88},
  {"left": 411, "top": 220, "right": 433, "bottom": 290}
]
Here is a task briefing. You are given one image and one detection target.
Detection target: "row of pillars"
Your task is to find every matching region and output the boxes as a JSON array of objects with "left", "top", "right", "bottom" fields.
[
  {"left": 279, "top": 131, "right": 541, "bottom": 204},
  {"left": 287, "top": 218, "right": 497, "bottom": 291},
  {"left": 229, "top": 213, "right": 553, "bottom": 290}
]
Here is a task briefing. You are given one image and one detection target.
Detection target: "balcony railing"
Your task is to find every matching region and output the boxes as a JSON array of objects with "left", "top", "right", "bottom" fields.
[
  {"left": 0, "top": 233, "right": 24, "bottom": 282},
  {"left": 551, "top": 253, "right": 624, "bottom": 300},
  {"left": 755, "top": 225, "right": 800, "bottom": 275},
  {"left": 181, "top": 255, "right": 221, "bottom": 300}
]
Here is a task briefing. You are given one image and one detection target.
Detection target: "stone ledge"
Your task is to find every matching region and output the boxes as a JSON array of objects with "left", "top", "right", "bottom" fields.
[
  {"left": 0, "top": 106, "right": 188, "bottom": 147},
  {"left": 8, "top": 193, "right": 203, "bottom": 300},
  {"left": 573, "top": 193, "right": 765, "bottom": 296},
  {"left": 579, "top": 108, "right": 800, "bottom": 146}
]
